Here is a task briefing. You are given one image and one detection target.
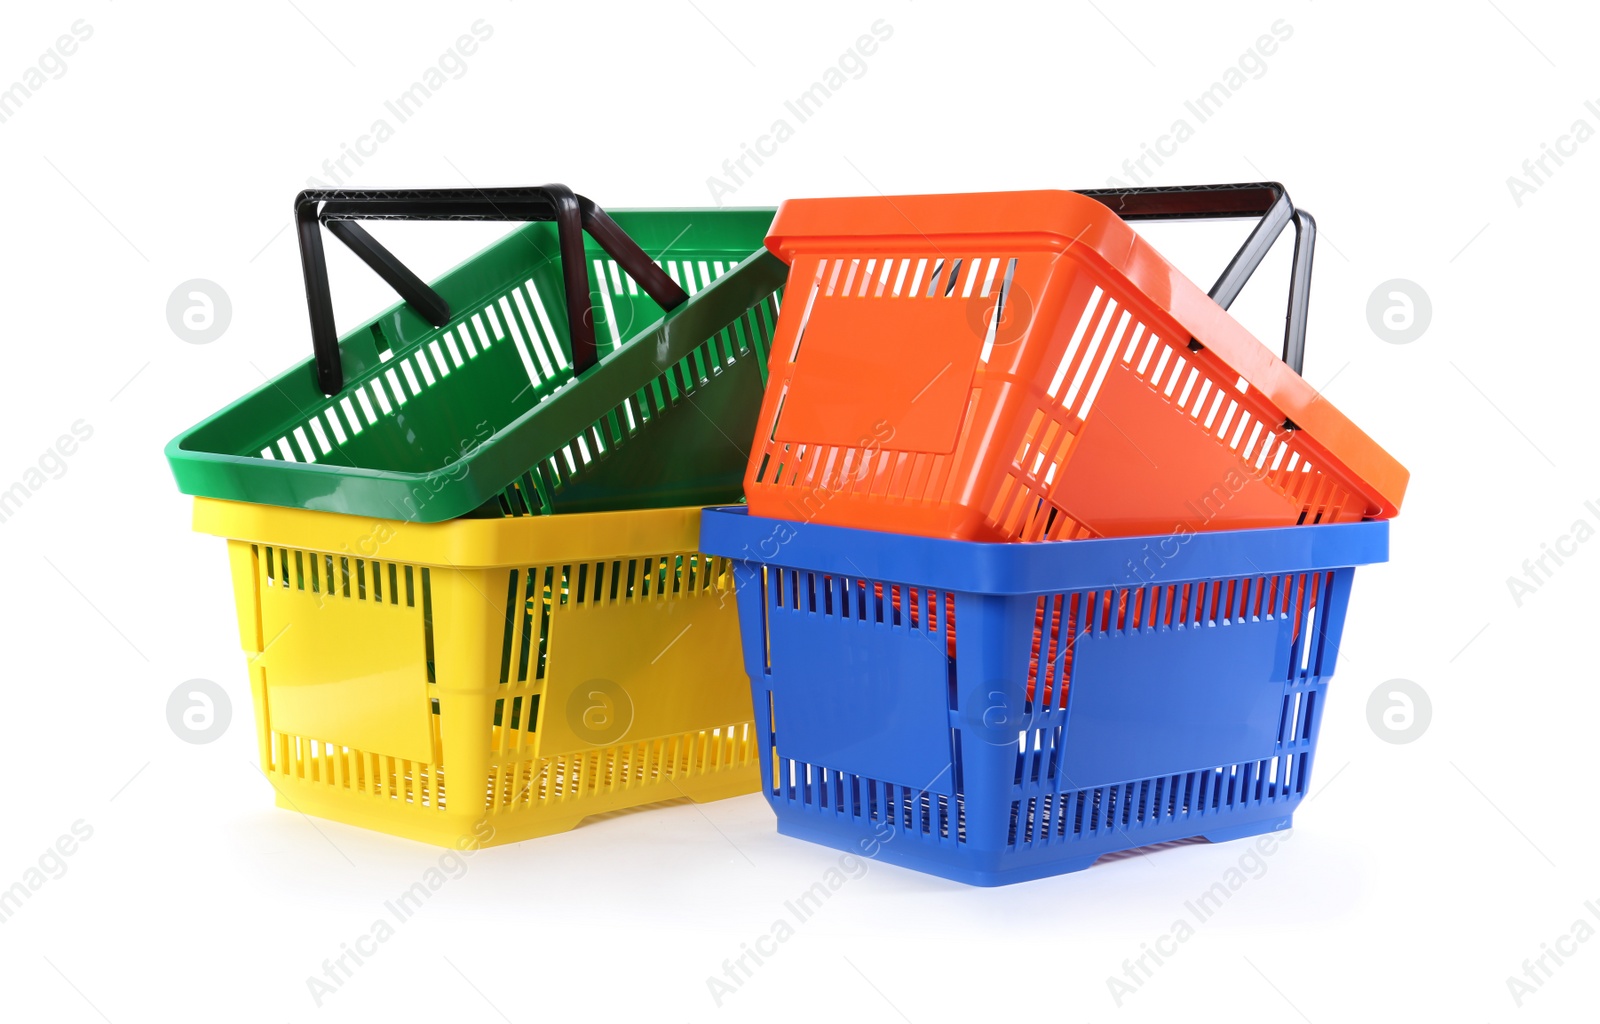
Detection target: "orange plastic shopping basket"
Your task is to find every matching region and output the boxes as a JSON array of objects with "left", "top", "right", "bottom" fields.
[{"left": 744, "top": 183, "right": 1408, "bottom": 541}]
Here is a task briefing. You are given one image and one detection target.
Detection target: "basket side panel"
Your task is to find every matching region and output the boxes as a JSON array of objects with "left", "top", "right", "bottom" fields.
[
  {"left": 498, "top": 282, "right": 782, "bottom": 517},
  {"left": 481, "top": 547, "right": 758, "bottom": 824},
  {"left": 762, "top": 567, "right": 957, "bottom": 794},
  {"left": 746, "top": 250, "right": 1071, "bottom": 540},
  {"left": 1056, "top": 585, "right": 1296, "bottom": 788},
  {"left": 252, "top": 543, "right": 436, "bottom": 764},
  {"left": 537, "top": 553, "right": 753, "bottom": 756},
  {"left": 1005, "top": 568, "right": 1352, "bottom": 856}
]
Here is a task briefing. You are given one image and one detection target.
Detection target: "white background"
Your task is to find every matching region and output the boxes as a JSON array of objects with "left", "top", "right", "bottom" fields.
[{"left": 1, "top": 1, "right": 1594, "bottom": 1021}]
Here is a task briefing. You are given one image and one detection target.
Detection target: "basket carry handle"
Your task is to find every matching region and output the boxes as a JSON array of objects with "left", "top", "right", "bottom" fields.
[
  {"left": 1076, "top": 182, "right": 1315, "bottom": 375},
  {"left": 295, "top": 185, "right": 691, "bottom": 395}
]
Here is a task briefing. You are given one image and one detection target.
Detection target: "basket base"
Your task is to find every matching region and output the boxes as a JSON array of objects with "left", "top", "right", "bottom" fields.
[
  {"left": 269, "top": 765, "right": 760, "bottom": 848},
  {"left": 1200, "top": 815, "right": 1294, "bottom": 846},
  {"left": 773, "top": 809, "right": 1296, "bottom": 887}
]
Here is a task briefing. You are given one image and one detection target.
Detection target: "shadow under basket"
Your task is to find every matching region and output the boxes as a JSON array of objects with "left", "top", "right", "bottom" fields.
[
  {"left": 700, "top": 506, "right": 1388, "bottom": 885},
  {"left": 196, "top": 498, "right": 759, "bottom": 847}
]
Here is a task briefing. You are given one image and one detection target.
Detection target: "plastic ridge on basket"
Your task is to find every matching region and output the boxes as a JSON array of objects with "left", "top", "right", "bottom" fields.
[
  {"left": 700, "top": 505, "right": 1389, "bottom": 886},
  {"left": 744, "top": 186, "right": 1408, "bottom": 542},
  {"left": 167, "top": 201, "right": 786, "bottom": 522},
  {"left": 194, "top": 498, "right": 760, "bottom": 847}
]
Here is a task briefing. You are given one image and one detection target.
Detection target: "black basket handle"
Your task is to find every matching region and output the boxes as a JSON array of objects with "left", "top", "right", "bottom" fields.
[
  {"left": 294, "top": 185, "right": 690, "bottom": 395},
  {"left": 1076, "top": 182, "right": 1315, "bottom": 375}
]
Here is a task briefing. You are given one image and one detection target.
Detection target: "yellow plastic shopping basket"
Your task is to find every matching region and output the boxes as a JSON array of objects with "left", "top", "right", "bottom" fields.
[{"left": 193, "top": 499, "right": 759, "bottom": 847}]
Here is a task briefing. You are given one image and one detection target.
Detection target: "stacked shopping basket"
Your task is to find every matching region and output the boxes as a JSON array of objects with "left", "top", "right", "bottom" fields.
[
  {"left": 169, "top": 181, "right": 1405, "bottom": 884},
  {"left": 168, "top": 186, "right": 786, "bottom": 846},
  {"left": 699, "top": 184, "right": 1406, "bottom": 884}
]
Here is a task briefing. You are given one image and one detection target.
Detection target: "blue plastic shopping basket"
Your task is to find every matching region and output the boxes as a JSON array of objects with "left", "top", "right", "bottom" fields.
[{"left": 700, "top": 507, "right": 1389, "bottom": 886}]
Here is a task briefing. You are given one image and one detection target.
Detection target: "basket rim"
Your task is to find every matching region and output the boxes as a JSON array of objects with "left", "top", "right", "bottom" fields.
[
  {"left": 195, "top": 497, "right": 717, "bottom": 568},
  {"left": 699, "top": 505, "right": 1388, "bottom": 596}
]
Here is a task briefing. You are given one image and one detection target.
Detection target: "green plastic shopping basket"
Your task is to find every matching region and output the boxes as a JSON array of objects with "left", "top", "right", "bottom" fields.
[{"left": 166, "top": 185, "right": 785, "bottom": 521}]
